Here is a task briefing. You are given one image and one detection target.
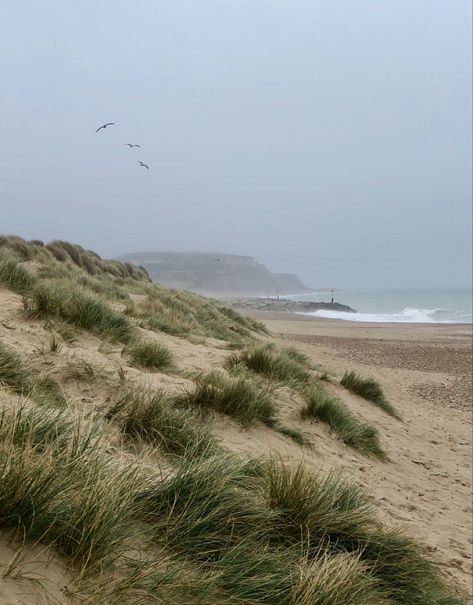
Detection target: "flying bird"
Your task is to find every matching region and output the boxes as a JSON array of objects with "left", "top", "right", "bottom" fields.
[
  {"left": 124, "top": 143, "right": 141, "bottom": 148},
  {"left": 95, "top": 122, "right": 115, "bottom": 132},
  {"left": 138, "top": 161, "right": 150, "bottom": 170}
]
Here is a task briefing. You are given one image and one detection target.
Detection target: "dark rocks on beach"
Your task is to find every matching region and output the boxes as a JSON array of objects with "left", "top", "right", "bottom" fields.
[{"left": 229, "top": 298, "right": 356, "bottom": 314}]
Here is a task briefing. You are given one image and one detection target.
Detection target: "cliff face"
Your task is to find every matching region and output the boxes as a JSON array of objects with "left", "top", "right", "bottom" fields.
[
  {"left": 117, "top": 252, "right": 312, "bottom": 296},
  {"left": 272, "top": 273, "right": 313, "bottom": 294}
]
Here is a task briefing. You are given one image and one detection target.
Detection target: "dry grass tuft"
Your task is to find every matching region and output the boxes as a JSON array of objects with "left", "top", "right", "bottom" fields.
[
  {"left": 107, "top": 387, "right": 219, "bottom": 458},
  {"left": 301, "top": 384, "right": 386, "bottom": 459},
  {"left": 341, "top": 371, "right": 401, "bottom": 419},
  {"left": 175, "top": 370, "right": 278, "bottom": 428},
  {"left": 124, "top": 340, "right": 175, "bottom": 372}
]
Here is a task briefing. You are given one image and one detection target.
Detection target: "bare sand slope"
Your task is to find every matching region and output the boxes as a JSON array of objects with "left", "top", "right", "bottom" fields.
[{"left": 221, "top": 312, "right": 472, "bottom": 595}]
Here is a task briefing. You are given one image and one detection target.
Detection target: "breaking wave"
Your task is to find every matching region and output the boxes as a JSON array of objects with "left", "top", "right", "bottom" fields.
[{"left": 304, "top": 307, "right": 472, "bottom": 324}]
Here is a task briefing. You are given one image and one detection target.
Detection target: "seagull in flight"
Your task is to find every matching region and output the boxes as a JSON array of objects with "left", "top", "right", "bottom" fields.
[
  {"left": 124, "top": 143, "right": 141, "bottom": 148},
  {"left": 95, "top": 122, "right": 115, "bottom": 132},
  {"left": 138, "top": 161, "right": 150, "bottom": 170}
]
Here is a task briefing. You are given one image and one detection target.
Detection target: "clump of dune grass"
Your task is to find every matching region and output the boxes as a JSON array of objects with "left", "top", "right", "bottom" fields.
[
  {"left": 227, "top": 343, "right": 312, "bottom": 387},
  {"left": 23, "top": 279, "right": 133, "bottom": 342},
  {"left": 217, "top": 305, "right": 269, "bottom": 335},
  {"left": 0, "top": 405, "right": 143, "bottom": 572},
  {"left": 211, "top": 543, "right": 296, "bottom": 604},
  {"left": 352, "top": 530, "right": 466, "bottom": 605},
  {"left": 281, "top": 346, "right": 313, "bottom": 367},
  {"left": 0, "top": 341, "right": 32, "bottom": 395},
  {"left": 301, "top": 384, "right": 386, "bottom": 459},
  {"left": 292, "top": 552, "right": 381, "bottom": 605},
  {"left": 175, "top": 370, "right": 278, "bottom": 428},
  {"left": 275, "top": 425, "right": 311, "bottom": 447},
  {"left": 48, "top": 334, "right": 62, "bottom": 353},
  {"left": 265, "top": 459, "right": 464, "bottom": 604},
  {"left": 89, "top": 555, "right": 223, "bottom": 605},
  {"left": 125, "top": 339, "right": 174, "bottom": 371},
  {"left": 140, "top": 453, "right": 276, "bottom": 561},
  {"left": 265, "top": 460, "right": 375, "bottom": 549},
  {"left": 141, "top": 311, "right": 196, "bottom": 337},
  {"left": 107, "top": 388, "right": 219, "bottom": 458},
  {"left": 341, "top": 370, "right": 401, "bottom": 419},
  {"left": 0, "top": 249, "right": 35, "bottom": 293},
  {"left": 33, "top": 375, "right": 67, "bottom": 407}
]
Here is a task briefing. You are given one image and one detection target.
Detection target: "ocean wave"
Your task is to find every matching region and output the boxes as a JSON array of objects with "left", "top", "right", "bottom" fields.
[{"left": 303, "top": 307, "right": 472, "bottom": 324}]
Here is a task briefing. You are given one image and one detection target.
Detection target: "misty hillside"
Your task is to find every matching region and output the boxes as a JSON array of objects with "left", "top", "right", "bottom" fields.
[
  {"left": 0, "top": 234, "right": 466, "bottom": 604},
  {"left": 117, "top": 251, "right": 313, "bottom": 296}
]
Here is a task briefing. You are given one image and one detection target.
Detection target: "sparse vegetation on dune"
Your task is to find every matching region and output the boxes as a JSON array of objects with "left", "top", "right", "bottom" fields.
[
  {"left": 136, "top": 454, "right": 461, "bottom": 604},
  {"left": 23, "top": 279, "right": 134, "bottom": 342},
  {"left": 33, "top": 375, "right": 67, "bottom": 407},
  {"left": 301, "top": 383, "right": 387, "bottom": 459},
  {"left": 140, "top": 453, "right": 275, "bottom": 560},
  {"left": 0, "top": 235, "right": 267, "bottom": 345},
  {"left": 280, "top": 346, "right": 313, "bottom": 367},
  {"left": 227, "top": 343, "right": 312, "bottom": 385},
  {"left": 0, "top": 406, "right": 142, "bottom": 573},
  {"left": 341, "top": 370, "right": 401, "bottom": 419},
  {"left": 131, "top": 289, "right": 260, "bottom": 343},
  {"left": 0, "top": 248, "right": 35, "bottom": 293},
  {"left": 230, "top": 344, "right": 387, "bottom": 458},
  {"left": 0, "top": 341, "right": 33, "bottom": 395},
  {"left": 107, "top": 387, "right": 219, "bottom": 457},
  {"left": 124, "top": 339, "right": 175, "bottom": 371},
  {"left": 0, "top": 403, "right": 464, "bottom": 603},
  {"left": 0, "top": 234, "right": 151, "bottom": 281},
  {"left": 275, "top": 424, "right": 311, "bottom": 447},
  {"left": 265, "top": 460, "right": 375, "bottom": 549},
  {"left": 175, "top": 369, "right": 278, "bottom": 428}
]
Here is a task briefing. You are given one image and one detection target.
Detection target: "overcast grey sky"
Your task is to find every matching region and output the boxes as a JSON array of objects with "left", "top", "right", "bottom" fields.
[{"left": 1, "top": 1, "right": 471, "bottom": 289}]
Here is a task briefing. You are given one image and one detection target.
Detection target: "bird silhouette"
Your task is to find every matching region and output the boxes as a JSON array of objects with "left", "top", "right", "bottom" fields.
[
  {"left": 138, "top": 161, "right": 150, "bottom": 170},
  {"left": 124, "top": 143, "right": 141, "bottom": 148},
  {"left": 96, "top": 123, "right": 115, "bottom": 132}
]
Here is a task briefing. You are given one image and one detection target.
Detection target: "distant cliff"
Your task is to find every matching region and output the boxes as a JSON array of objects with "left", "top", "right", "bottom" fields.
[
  {"left": 272, "top": 273, "right": 313, "bottom": 294},
  {"left": 117, "top": 252, "right": 313, "bottom": 296}
]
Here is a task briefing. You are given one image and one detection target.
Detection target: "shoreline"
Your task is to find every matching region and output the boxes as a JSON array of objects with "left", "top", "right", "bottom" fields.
[{"left": 229, "top": 296, "right": 472, "bottom": 326}]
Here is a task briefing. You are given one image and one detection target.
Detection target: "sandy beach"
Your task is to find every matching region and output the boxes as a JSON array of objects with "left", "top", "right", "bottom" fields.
[{"left": 233, "top": 311, "right": 473, "bottom": 594}]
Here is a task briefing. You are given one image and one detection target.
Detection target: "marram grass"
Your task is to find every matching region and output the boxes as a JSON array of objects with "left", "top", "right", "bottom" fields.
[
  {"left": 227, "top": 343, "right": 312, "bottom": 386},
  {"left": 341, "top": 370, "right": 401, "bottom": 419},
  {"left": 0, "top": 405, "right": 143, "bottom": 573},
  {"left": 23, "top": 279, "right": 134, "bottom": 342},
  {"left": 107, "top": 387, "right": 219, "bottom": 458},
  {"left": 0, "top": 249, "right": 35, "bottom": 293},
  {"left": 124, "top": 339, "right": 174, "bottom": 371},
  {"left": 301, "top": 383, "right": 386, "bottom": 459},
  {"left": 0, "top": 341, "right": 33, "bottom": 395},
  {"left": 175, "top": 369, "right": 278, "bottom": 428}
]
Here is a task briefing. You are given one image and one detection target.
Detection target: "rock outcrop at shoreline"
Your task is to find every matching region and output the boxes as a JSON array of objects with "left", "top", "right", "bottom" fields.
[{"left": 229, "top": 297, "right": 356, "bottom": 313}]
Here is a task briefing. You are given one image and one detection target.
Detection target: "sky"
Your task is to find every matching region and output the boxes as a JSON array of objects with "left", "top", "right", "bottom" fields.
[{"left": 1, "top": 0, "right": 471, "bottom": 289}]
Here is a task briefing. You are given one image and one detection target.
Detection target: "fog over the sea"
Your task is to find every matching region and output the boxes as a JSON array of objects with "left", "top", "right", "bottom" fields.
[{"left": 1, "top": 1, "right": 471, "bottom": 289}]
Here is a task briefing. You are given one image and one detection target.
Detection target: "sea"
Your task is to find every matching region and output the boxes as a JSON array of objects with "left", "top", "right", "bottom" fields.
[{"left": 285, "top": 288, "right": 473, "bottom": 324}]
